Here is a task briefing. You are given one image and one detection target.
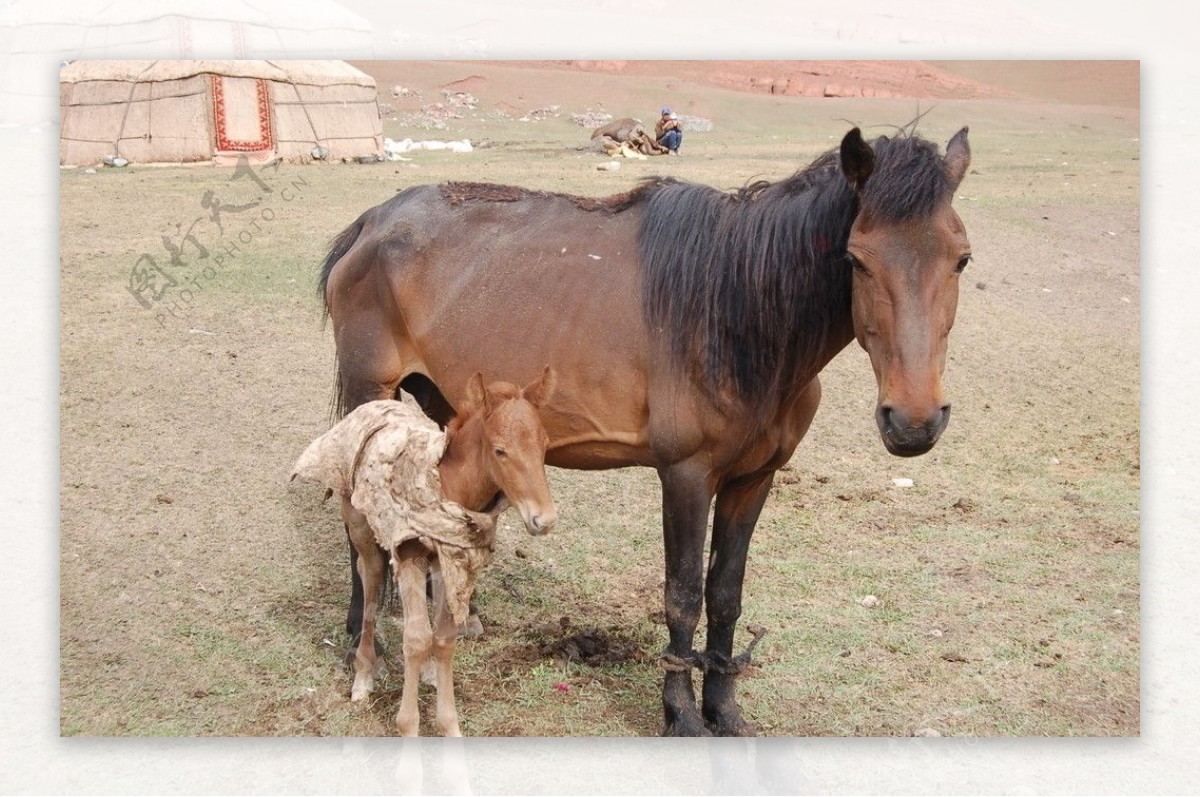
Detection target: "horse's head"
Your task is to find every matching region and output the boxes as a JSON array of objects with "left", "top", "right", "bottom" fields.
[
  {"left": 463, "top": 367, "right": 558, "bottom": 535},
  {"left": 840, "top": 126, "right": 972, "bottom": 457}
]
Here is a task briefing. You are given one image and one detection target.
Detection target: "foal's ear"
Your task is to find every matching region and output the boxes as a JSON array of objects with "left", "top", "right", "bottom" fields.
[
  {"left": 466, "top": 371, "right": 491, "bottom": 413},
  {"left": 522, "top": 365, "right": 556, "bottom": 408},
  {"left": 943, "top": 126, "right": 971, "bottom": 192},
  {"left": 839, "top": 127, "right": 875, "bottom": 192}
]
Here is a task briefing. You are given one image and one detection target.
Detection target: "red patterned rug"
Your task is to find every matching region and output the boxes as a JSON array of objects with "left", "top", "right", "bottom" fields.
[{"left": 211, "top": 75, "right": 274, "bottom": 152}]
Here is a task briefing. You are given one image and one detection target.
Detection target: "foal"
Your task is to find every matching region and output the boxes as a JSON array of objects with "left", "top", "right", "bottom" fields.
[{"left": 293, "top": 368, "right": 556, "bottom": 736}]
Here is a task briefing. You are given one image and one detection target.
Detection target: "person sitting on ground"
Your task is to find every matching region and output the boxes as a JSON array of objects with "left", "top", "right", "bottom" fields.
[{"left": 655, "top": 107, "right": 683, "bottom": 155}]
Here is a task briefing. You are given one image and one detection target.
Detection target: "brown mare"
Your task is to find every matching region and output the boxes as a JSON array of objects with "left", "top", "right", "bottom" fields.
[
  {"left": 319, "top": 126, "right": 973, "bottom": 735},
  {"left": 342, "top": 370, "right": 557, "bottom": 736}
]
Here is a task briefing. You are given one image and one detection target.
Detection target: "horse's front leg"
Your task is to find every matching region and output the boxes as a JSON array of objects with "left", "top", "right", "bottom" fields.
[
  {"left": 702, "top": 470, "right": 775, "bottom": 736},
  {"left": 658, "top": 459, "right": 715, "bottom": 737},
  {"left": 702, "top": 378, "right": 821, "bottom": 736}
]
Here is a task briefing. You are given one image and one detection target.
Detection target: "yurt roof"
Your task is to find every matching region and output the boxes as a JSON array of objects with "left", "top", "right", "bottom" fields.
[{"left": 59, "top": 59, "right": 376, "bottom": 88}]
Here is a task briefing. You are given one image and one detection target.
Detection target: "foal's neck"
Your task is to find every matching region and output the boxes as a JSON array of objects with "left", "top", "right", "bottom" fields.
[{"left": 436, "top": 415, "right": 498, "bottom": 513}]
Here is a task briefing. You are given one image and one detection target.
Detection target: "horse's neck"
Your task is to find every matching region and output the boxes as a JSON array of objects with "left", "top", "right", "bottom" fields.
[{"left": 437, "top": 418, "right": 496, "bottom": 512}]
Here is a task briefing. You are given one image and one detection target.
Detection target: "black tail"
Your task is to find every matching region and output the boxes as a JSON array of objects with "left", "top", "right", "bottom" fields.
[{"left": 319, "top": 217, "right": 366, "bottom": 421}]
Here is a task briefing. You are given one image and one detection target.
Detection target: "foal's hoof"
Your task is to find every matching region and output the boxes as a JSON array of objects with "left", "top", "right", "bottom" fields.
[{"left": 351, "top": 675, "right": 374, "bottom": 702}]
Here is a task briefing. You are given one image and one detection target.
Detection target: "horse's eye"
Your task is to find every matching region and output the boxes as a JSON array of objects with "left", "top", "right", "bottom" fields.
[
  {"left": 494, "top": 447, "right": 507, "bottom": 459},
  {"left": 846, "top": 253, "right": 869, "bottom": 275},
  {"left": 955, "top": 254, "right": 973, "bottom": 273}
]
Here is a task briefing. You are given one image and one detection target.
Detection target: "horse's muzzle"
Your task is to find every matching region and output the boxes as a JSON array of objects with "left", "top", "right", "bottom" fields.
[
  {"left": 877, "top": 404, "right": 951, "bottom": 457},
  {"left": 520, "top": 504, "right": 558, "bottom": 536}
]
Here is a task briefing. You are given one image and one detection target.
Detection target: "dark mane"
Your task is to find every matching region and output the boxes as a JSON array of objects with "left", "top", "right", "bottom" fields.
[
  {"left": 440, "top": 180, "right": 661, "bottom": 214},
  {"left": 639, "top": 132, "right": 957, "bottom": 419},
  {"left": 859, "top": 134, "right": 957, "bottom": 222}
]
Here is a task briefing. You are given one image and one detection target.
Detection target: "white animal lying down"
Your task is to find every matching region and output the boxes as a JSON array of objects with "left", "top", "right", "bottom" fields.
[{"left": 291, "top": 370, "right": 556, "bottom": 736}]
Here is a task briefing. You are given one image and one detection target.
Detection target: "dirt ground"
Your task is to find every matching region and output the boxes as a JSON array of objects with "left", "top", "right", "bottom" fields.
[{"left": 59, "top": 60, "right": 1139, "bottom": 737}]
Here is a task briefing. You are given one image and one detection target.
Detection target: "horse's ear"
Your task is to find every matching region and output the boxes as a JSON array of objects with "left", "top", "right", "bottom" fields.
[
  {"left": 943, "top": 126, "right": 971, "bottom": 192},
  {"left": 839, "top": 127, "right": 875, "bottom": 192},
  {"left": 523, "top": 365, "right": 556, "bottom": 408},
  {"left": 466, "top": 372, "right": 491, "bottom": 413}
]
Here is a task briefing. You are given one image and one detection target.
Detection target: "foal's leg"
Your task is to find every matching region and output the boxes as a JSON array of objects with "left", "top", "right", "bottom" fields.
[
  {"left": 701, "top": 471, "right": 775, "bottom": 735},
  {"left": 658, "top": 459, "right": 716, "bottom": 737},
  {"left": 342, "top": 499, "right": 387, "bottom": 701},
  {"left": 429, "top": 570, "right": 463, "bottom": 737},
  {"left": 395, "top": 549, "right": 434, "bottom": 736}
]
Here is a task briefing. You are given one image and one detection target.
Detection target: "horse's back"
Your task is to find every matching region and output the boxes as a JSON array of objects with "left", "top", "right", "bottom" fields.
[{"left": 326, "top": 183, "right": 660, "bottom": 468}]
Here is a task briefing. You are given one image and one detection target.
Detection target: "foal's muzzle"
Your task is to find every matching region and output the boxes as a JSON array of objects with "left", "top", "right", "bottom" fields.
[{"left": 877, "top": 404, "right": 951, "bottom": 457}]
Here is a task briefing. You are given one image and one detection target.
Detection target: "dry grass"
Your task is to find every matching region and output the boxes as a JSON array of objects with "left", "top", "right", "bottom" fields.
[{"left": 59, "top": 63, "right": 1138, "bottom": 736}]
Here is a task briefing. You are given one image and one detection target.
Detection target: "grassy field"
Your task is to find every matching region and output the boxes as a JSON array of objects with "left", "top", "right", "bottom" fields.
[{"left": 59, "top": 63, "right": 1139, "bottom": 736}]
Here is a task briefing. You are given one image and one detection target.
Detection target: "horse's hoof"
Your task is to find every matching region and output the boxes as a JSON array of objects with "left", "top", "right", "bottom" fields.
[
  {"left": 703, "top": 699, "right": 758, "bottom": 736},
  {"left": 661, "top": 718, "right": 714, "bottom": 737},
  {"left": 458, "top": 614, "right": 484, "bottom": 639},
  {"left": 661, "top": 706, "right": 713, "bottom": 737},
  {"left": 343, "top": 634, "right": 387, "bottom": 669},
  {"left": 708, "top": 715, "right": 758, "bottom": 737}
]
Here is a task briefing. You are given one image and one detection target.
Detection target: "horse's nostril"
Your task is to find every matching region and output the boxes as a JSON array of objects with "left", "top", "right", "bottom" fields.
[{"left": 879, "top": 405, "right": 902, "bottom": 434}]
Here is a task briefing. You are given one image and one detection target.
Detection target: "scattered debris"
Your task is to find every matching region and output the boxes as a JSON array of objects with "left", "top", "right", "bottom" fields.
[
  {"left": 912, "top": 727, "right": 942, "bottom": 737},
  {"left": 571, "top": 111, "right": 613, "bottom": 127},
  {"left": 310, "top": 146, "right": 330, "bottom": 160},
  {"left": 892, "top": 477, "right": 914, "bottom": 488},
  {"left": 102, "top": 155, "right": 128, "bottom": 167},
  {"left": 391, "top": 85, "right": 420, "bottom": 99},
  {"left": 951, "top": 497, "right": 976, "bottom": 513},
  {"left": 155, "top": 493, "right": 173, "bottom": 504},
  {"left": 521, "top": 105, "right": 560, "bottom": 122},
  {"left": 859, "top": 595, "right": 880, "bottom": 608},
  {"left": 596, "top": 161, "right": 620, "bottom": 171},
  {"left": 384, "top": 138, "right": 474, "bottom": 159},
  {"left": 940, "top": 652, "right": 969, "bottom": 663}
]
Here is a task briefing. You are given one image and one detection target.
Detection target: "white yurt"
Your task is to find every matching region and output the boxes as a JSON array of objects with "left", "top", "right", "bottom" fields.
[{"left": 59, "top": 59, "right": 384, "bottom": 166}]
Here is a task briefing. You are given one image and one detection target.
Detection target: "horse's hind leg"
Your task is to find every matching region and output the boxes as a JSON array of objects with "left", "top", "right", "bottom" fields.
[
  {"left": 342, "top": 499, "right": 388, "bottom": 701},
  {"left": 337, "top": 320, "right": 409, "bottom": 649},
  {"left": 429, "top": 570, "right": 463, "bottom": 737}
]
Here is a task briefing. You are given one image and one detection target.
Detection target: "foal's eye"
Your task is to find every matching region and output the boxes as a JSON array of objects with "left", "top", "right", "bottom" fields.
[
  {"left": 955, "top": 254, "right": 973, "bottom": 273},
  {"left": 494, "top": 447, "right": 507, "bottom": 459}
]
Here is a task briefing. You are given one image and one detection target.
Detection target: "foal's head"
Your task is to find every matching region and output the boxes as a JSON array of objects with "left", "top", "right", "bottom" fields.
[
  {"left": 445, "top": 367, "right": 558, "bottom": 535},
  {"left": 839, "top": 127, "right": 973, "bottom": 456}
]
